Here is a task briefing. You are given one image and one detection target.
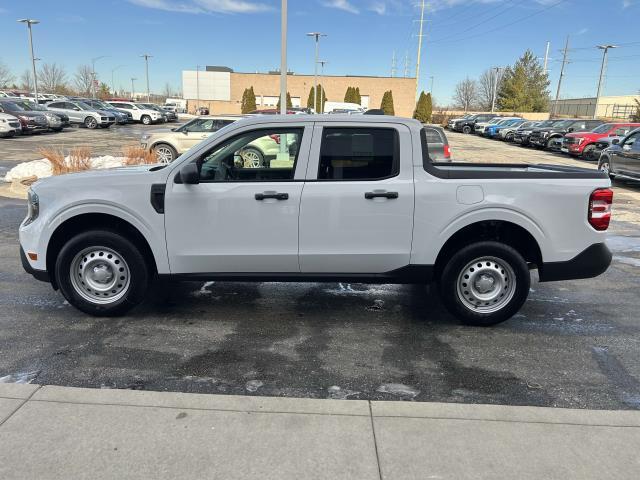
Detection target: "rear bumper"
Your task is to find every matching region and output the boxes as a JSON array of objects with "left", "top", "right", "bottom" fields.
[
  {"left": 538, "top": 243, "right": 611, "bottom": 282},
  {"left": 20, "top": 246, "right": 50, "bottom": 283}
]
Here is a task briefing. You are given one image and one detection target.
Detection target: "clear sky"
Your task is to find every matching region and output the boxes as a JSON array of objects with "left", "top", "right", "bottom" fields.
[{"left": 1, "top": 0, "right": 639, "bottom": 105}]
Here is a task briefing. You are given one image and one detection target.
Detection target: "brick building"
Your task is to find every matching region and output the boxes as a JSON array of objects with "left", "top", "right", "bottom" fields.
[{"left": 182, "top": 66, "right": 417, "bottom": 117}]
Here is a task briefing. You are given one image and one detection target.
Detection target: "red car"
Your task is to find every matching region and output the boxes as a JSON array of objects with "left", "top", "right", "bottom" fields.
[{"left": 562, "top": 122, "right": 640, "bottom": 160}]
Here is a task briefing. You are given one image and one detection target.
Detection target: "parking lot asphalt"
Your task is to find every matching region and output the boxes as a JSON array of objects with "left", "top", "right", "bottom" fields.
[{"left": 0, "top": 126, "right": 639, "bottom": 410}]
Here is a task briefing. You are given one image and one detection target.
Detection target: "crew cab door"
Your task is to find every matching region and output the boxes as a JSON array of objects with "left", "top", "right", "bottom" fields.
[
  {"left": 298, "top": 123, "right": 414, "bottom": 273},
  {"left": 615, "top": 131, "right": 640, "bottom": 175},
  {"left": 164, "top": 123, "right": 312, "bottom": 273}
]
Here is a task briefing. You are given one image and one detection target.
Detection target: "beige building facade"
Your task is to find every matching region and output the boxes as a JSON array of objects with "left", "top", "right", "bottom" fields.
[
  {"left": 182, "top": 67, "right": 417, "bottom": 117},
  {"left": 552, "top": 94, "right": 640, "bottom": 119}
]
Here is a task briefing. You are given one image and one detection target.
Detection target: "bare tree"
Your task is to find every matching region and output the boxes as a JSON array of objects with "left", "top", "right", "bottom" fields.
[
  {"left": 162, "top": 82, "right": 174, "bottom": 98},
  {"left": 39, "top": 63, "right": 68, "bottom": 93},
  {"left": 453, "top": 77, "right": 479, "bottom": 111},
  {"left": 74, "top": 65, "right": 94, "bottom": 96},
  {"left": 478, "top": 69, "right": 503, "bottom": 111},
  {"left": 20, "top": 69, "right": 32, "bottom": 91},
  {"left": 0, "top": 60, "right": 14, "bottom": 87}
]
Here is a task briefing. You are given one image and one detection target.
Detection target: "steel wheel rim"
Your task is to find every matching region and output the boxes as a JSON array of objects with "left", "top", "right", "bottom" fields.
[
  {"left": 155, "top": 146, "right": 174, "bottom": 164},
  {"left": 456, "top": 256, "right": 516, "bottom": 314},
  {"left": 70, "top": 247, "right": 131, "bottom": 305},
  {"left": 142, "top": 116, "right": 150, "bottom": 124},
  {"left": 241, "top": 149, "right": 261, "bottom": 168}
]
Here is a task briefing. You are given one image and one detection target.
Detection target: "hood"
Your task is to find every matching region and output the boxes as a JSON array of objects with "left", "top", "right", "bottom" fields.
[
  {"left": 33, "top": 165, "right": 165, "bottom": 191},
  {"left": 565, "top": 132, "right": 599, "bottom": 139},
  {"left": 12, "top": 110, "right": 45, "bottom": 118}
]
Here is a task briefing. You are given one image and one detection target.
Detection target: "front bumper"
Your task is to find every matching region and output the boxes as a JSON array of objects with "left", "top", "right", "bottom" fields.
[
  {"left": 20, "top": 246, "right": 50, "bottom": 283},
  {"left": 538, "top": 243, "right": 611, "bottom": 282}
]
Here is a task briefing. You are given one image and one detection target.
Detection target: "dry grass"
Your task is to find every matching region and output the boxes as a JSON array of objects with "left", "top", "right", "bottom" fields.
[
  {"left": 38, "top": 146, "right": 93, "bottom": 175},
  {"left": 122, "top": 145, "right": 156, "bottom": 165}
]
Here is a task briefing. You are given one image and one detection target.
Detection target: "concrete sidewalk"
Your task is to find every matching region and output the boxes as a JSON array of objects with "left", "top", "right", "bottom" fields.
[{"left": 1, "top": 384, "right": 639, "bottom": 479}]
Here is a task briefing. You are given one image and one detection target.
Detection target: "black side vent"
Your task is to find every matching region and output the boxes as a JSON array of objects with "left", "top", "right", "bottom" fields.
[{"left": 150, "top": 183, "right": 166, "bottom": 214}]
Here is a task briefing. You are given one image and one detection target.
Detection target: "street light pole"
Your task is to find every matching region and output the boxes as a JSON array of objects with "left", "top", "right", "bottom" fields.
[
  {"left": 491, "top": 67, "right": 502, "bottom": 113},
  {"left": 130, "top": 78, "right": 137, "bottom": 101},
  {"left": 17, "top": 19, "right": 40, "bottom": 101},
  {"left": 111, "top": 65, "right": 125, "bottom": 96},
  {"left": 307, "top": 32, "right": 326, "bottom": 113},
  {"left": 141, "top": 54, "right": 152, "bottom": 102},
  {"left": 196, "top": 65, "right": 201, "bottom": 114},
  {"left": 280, "top": 0, "right": 288, "bottom": 116},
  {"left": 594, "top": 44, "right": 618, "bottom": 120},
  {"left": 318, "top": 60, "right": 328, "bottom": 113}
]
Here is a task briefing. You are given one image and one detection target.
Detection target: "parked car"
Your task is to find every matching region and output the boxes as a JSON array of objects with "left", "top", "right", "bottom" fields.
[
  {"left": 561, "top": 123, "right": 640, "bottom": 161},
  {"left": 80, "top": 99, "right": 133, "bottom": 125},
  {"left": 135, "top": 103, "right": 176, "bottom": 122},
  {"left": 107, "top": 101, "right": 164, "bottom": 125},
  {"left": 0, "top": 100, "right": 49, "bottom": 133},
  {"left": 514, "top": 120, "right": 562, "bottom": 146},
  {"left": 140, "top": 115, "right": 243, "bottom": 163},
  {"left": 473, "top": 117, "right": 507, "bottom": 135},
  {"left": 498, "top": 121, "right": 541, "bottom": 142},
  {"left": 452, "top": 113, "right": 498, "bottom": 134},
  {"left": 529, "top": 119, "right": 604, "bottom": 150},
  {"left": 21, "top": 115, "right": 612, "bottom": 326},
  {"left": 16, "top": 100, "right": 70, "bottom": 131},
  {"left": 447, "top": 114, "right": 473, "bottom": 130},
  {"left": 46, "top": 100, "right": 116, "bottom": 129},
  {"left": 485, "top": 119, "right": 526, "bottom": 138},
  {"left": 423, "top": 124, "right": 452, "bottom": 162},
  {"left": 598, "top": 128, "right": 640, "bottom": 180},
  {"left": 592, "top": 136, "right": 622, "bottom": 162},
  {"left": 0, "top": 112, "right": 21, "bottom": 137}
]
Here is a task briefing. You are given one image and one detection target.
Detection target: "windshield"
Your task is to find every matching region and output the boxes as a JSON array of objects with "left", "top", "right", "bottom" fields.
[
  {"left": 75, "top": 102, "right": 94, "bottom": 111},
  {"left": 0, "top": 102, "right": 25, "bottom": 112},
  {"left": 18, "top": 101, "right": 44, "bottom": 111},
  {"left": 552, "top": 120, "right": 573, "bottom": 128},
  {"left": 140, "top": 104, "right": 161, "bottom": 111},
  {"left": 591, "top": 123, "right": 613, "bottom": 134}
]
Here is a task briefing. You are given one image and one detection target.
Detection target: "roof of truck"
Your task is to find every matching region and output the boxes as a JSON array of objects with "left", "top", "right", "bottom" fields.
[{"left": 232, "top": 114, "right": 423, "bottom": 128}]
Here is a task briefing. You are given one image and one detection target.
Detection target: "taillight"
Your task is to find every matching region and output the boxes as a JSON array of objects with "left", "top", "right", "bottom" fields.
[
  {"left": 269, "top": 134, "right": 281, "bottom": 144},
  {"left": 443, "top": 144, "right": 451, "bottom": 159},
  {"left": 588, "top": 188, "right": 613, "bottom": 231}
]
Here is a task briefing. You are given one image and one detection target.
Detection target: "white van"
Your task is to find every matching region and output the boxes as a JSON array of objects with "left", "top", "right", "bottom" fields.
[{"left": 322, "top": 101, "right": 366, "bottom": 114}]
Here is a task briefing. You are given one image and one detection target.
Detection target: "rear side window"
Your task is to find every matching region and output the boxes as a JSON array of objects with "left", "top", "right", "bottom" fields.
[
  {"left": 318, "top": 128, "right": 399, "bottom": 181},
  {"left": 424, "top": 127, "right": 444, "bottom": 144}
]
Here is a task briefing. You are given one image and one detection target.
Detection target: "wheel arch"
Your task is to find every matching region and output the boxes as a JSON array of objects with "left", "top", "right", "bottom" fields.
[
  {"left": 434, "top": 220, "right": 543, "bottom": 278},
  {"left": 46, "top": 213, "right": 158, "bottom": 289}
]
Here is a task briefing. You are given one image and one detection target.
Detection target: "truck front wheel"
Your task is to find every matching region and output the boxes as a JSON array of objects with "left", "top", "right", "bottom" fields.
[
  {"left": 439, "top": 241, "right": 530, "bottom": 326},
  {"left": 54, "top": 230, "right": 150, "bottom": 316}
]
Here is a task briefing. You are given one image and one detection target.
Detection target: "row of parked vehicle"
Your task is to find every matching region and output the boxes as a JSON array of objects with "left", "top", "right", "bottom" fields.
[
  {"left": 0, "top": 94, "right": 178, "bottom": 138},
  {"left": 447, "top": 113, "right": 640, "bottom": 180}
]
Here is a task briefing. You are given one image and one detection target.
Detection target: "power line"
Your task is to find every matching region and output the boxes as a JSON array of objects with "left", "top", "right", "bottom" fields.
[
  {"left": 429, "top": 0, "right": 518, "bottom": 30},
  {"left": 428, "top": 0, "right": 568, "bottom": 45}
]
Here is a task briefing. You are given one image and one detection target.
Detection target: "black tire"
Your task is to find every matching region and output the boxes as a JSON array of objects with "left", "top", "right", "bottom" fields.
[
  {"left": 582, "top": 144, "right": 597, "bottom": 161},
  {"left": 439, "top": 241, "right": 531, "bottom": 326},
  {"left": 55, "top": 230, "right": 150, "bottom": 316},
  {"left": 84, "top": 116, "right": 98, "bottom": 129},
  {"left": 141, "top": 115, "right": 152, "bottom": 125},
  {"left": 505, "top": 132, "right": 514, "bottom": 142},
  {"left": 153, "top": 143, "right": 178, "bottom": 163},
  {"left": 598, "top": 156, "right": 614, "bottom": 178},
  {"left": 462, "top": 125, "right": 472, "bottom": 134},
  {"left": 546, "top": 137, "right": 556, "bottom": 150}
]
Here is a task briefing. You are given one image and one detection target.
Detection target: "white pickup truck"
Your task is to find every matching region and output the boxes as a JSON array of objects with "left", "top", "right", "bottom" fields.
[{"left": 19, "top": 115, "right": 613, "bottom": 326}]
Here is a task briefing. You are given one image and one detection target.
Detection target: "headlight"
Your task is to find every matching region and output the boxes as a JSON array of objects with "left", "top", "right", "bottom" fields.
[{"left": 24, "top": 189, "right": 39, "bottom": 226}]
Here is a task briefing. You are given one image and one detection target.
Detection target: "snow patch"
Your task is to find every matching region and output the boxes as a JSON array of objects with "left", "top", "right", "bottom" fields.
[
  {"left": 0, "top": 371, "right": 40, "bottom": 384},
  {"left": 376, "top": 383, "right": 420, "bottom": 398},
  {"left": 3, "top": 155, "right": 127, "bottom": 182},
  {"left": 245, "top": 380, "right": 264, "bottom": 392}
]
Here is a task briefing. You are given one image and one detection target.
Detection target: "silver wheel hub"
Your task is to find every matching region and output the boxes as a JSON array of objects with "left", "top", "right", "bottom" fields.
[
  {"left": 241, "top": 149, "right": 261, "bottom": 168},
  {"left": 70, "top": 247, "right": 131, "bottom": 305},
  {"left": 456, "top": 256, "right": 516, "bottom": 314},
  {"left": 155, "top": 147, "right": 173, "bottom": 164}
]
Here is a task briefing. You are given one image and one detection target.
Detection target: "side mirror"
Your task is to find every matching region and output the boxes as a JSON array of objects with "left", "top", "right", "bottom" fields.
[
  {"left": 612, "top": 138, "right": 620, "bottom": 145},
  {"left": 177, "top": 163, "right": 200, "bottom": 184},
  {"left": 170, "top": 128, "right": 176, "bottom": 132},
  {"left": 567, "top": 127, "right": 574, "bottom": 133},
  {"left": 73, "top": 107, "right": 81, "bottom": 111}
]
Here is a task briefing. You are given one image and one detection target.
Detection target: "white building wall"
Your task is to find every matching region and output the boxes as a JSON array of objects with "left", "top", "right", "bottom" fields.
[{"left": 182, "top": 71, "right": 231, "bottom": 101}]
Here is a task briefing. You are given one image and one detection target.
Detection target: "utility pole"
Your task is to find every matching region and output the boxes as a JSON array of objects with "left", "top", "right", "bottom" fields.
[
  {"left": 594, "top": 44, "right": 618, "bottom": 120},
  {"left": 90, "top": 56, "right": 108, "bottom": 99},
  {"left": 195, "top": 65, "right": 200, "bottom": 113},
  {"left": 404, "top": 51, "right": 410, "bottom": 78},
  {"left": 306, "top": 32, "right": 326, "bottom": 113},
  {"left": 415, "top": 0, "right": 426, "bottom": 99},
  {"left": 141, "top": 53, "right": 152, "bottom": 102},
  {"left": 491, "top": 67, "right": 502, "bottom": 113},
  {"left": 111, "top": 65, "right": 125, "bottom": 97},
  {"left": 317, "top": 60, "right": 328, "bottom": 112},
  {"left": 553, "top": 36, "right": 570, "bottom": 117},
  {"left": 543, "top": 41, "right": 551, "bottom": 74},
  {"left": 18, "top": 19, "right": 40, "bottom": 101},
  {"left": 280, "top": 0, "right": 288, "bottom": 116},
  {"left": 391, "top": 50, "right": 397, "bottom": 78},
  {"left": 130, "top": 78, "right": 136, "bottom": 101}
]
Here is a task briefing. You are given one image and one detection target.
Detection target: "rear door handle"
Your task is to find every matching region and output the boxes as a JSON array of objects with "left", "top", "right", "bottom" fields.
[
  {"left": 255, "top": 192, "right": 289, "bottom": 201},
  {"left": 365, "top": 191, "right": 399, "bottom": 199}
]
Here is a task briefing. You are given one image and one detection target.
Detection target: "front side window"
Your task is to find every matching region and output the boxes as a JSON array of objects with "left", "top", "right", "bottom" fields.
[
  {"left": 622, "top": 133, "right": 640, "bottom": 149},
  {"left": 197, "top": 128, "right": 303, "bottom": 182},
  {"left": 182, "top": 118, "right": 216, "bottom": 133},
  {"left": 318, "top": 128, "right": 399, "bottom": 181}
]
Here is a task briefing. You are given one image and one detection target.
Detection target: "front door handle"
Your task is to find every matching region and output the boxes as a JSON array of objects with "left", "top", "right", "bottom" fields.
[
  {"left": 255, "top": 192, "right": 289, "bottom": 201},
  {"left": 365, "top": 191, "right": 399, "bottom": 200}
]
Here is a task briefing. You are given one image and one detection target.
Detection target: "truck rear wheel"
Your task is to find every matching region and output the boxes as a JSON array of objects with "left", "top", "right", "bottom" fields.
[
  {"left": 54, "top": 230, "right": 150, "bottom": 316},
  {"left": 439, "top": 241, "right": 530, "bottom": 326}
]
